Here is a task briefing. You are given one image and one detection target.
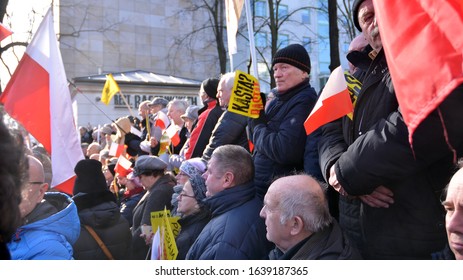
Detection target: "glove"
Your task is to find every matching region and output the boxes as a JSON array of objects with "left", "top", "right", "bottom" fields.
[{"left": 248, "top": 108, "right": 267, "bottom": 133}]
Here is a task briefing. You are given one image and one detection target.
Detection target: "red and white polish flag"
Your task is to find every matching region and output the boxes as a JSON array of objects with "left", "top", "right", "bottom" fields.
[
  {"left": 304, "top": 66, "right": 353, "bottom": 135},
  {"left": 0, "top": 9, "right": 84, "bottom": 195},
  {"left": 0, "top": 22, "right": 13, "bottom": 42},
  {"left": 154, "top": 110, "right": 170, "bottom": 131}
]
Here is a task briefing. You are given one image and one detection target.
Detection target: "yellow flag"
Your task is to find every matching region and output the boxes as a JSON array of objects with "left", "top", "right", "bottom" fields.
[
  {"left": 101, "top": 73, "right": 120, "bottom": 105},
  {"left": 162, "top": 207, "right": 178, "bottom": 260}
]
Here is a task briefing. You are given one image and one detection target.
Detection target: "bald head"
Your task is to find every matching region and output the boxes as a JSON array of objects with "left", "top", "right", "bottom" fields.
[
  {"left": 261, "top": 174, "right": 333, "bottom": 252},
  {"left": 19, "top": 156, "right": 48, "bottom": 218}
]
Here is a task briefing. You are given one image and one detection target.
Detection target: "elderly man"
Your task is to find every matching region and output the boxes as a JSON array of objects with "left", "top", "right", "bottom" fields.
[
  {"left": 8, "top": 156, "right": 80, "bottom": 259},
  {"left": 187, "top": 145, "right": 271, "bottom": 259},
  {"left": 442, "top": 167, "right": 463, "bottom": 260},
  {"left": 201, "top": 73, "right": 249, "bottom": 161},
  {"left": 249, "top": 44, "right": 320, "bottom": 199},
  {"left": 319, "top": 0, "right": 462, "bottom": 259},
  {"left": 260, "top": 174, "right": 361, "bottom": 260}
]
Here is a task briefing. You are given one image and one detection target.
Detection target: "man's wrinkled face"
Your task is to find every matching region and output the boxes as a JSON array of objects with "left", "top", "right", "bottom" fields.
[{"left": 357, "top": 0, "right": 382, "bottom": 52}]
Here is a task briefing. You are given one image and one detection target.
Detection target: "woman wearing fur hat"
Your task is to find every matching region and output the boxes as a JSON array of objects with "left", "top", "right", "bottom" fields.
[
  {"left": 175, "top": 173, "right": 211, "bottom": 260},
  {"left": 72, "top": 159, "right": 132, "bottom": 260},
  {"left": 130, "top": 155, "right": 176, "bottom": 259}
]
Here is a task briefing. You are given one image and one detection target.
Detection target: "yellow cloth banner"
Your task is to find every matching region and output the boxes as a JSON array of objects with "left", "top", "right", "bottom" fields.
[
  {"left": 101, "top": 73, "right": 120, "bottom": 105},
  {"left": 150, "top": 209, "right": 180, "bottom": 260},
  {"left": 228, "top": 70, "right": 263, "bottom": 118}
]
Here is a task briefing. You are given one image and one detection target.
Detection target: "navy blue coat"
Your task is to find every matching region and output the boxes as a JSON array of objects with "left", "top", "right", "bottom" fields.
[
  {"left": 186, "top": 181, "right": 271, "bottom": 260},
  {"left": 252, "top": 79, "right": 319, "bottom": 198}
]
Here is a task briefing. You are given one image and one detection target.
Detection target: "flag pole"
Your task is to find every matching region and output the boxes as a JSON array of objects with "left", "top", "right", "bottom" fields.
[
  {"left": 117, "top": 91, "right": 136, "bottom": 118},
  {"left": 244, "top": 0, "right": 258, "bottom": 79}
]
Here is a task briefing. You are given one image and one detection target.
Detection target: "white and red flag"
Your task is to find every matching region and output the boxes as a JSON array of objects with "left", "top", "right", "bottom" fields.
[
  {"left": 114, "top": 155, "right": 132, "bottom": 177},
  {"left": 154, "top": 110, "right": 170, "bottom": 131},
  {"left": 304, "top": 66, "right": 353, "bottom": 135},
  {"left": 0, "top": 22, "right": 13, "bottom": 42},
  {"left": 0, "top": 9, "right": 84, "bottom": 194},
  {"left": 165, "top": 124, "right": 181, "bottom": 147}
]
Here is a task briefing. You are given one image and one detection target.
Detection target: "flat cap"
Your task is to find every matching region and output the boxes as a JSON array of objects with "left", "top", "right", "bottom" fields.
[
  {"left": 133, "top": 155, "right": 167, "bottom": 176},
  {"left": 149, "top": 97, "right": 169, "bottom": 107}
]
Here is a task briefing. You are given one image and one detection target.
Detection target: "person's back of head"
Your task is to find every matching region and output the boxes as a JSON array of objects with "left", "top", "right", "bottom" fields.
[
  {"left": 0, "top": 117, "right": 27, "bottom": 255},
  {"left": 210, "top": 144, "right": 253, "bottom": 186}
]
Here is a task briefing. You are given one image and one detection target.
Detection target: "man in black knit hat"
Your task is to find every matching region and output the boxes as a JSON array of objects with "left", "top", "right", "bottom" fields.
[{"left": 248, "top": 44, "right": 321, "bottom": 199}]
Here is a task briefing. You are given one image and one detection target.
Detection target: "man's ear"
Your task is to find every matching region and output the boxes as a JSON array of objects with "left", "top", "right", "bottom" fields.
[
  {"left": 38, "top": 183, "right": 48, "bottom": 200},
  {"left": 223, "top": 172, "right": 235, "bottom": 189},
  {"left": 290, "top": 216, "right": 305, "bottom": 236}
]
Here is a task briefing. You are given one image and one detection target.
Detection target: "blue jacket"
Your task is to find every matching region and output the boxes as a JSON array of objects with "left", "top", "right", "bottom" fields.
[
  {"left": 186, "top": 181, "right": 271, "bottom": 260},
  {"left": 252, "top": 79, "right": 319, "bottom": 198},
  {"left": 8, "top": 192, "right": 80, "bottom": 260}
]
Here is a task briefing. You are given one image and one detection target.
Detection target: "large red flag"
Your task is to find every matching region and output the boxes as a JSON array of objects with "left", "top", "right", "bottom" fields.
[
  {"left": 304, "top": 66, "right": 353, "bottom": 135},
  {"left": 374, "top": 0, "right": 463, "bottom": 143},
  {"left": 0, "top": 22, "right": 13, "bottom": 42},
  {"left": 0, "top": 9, "right": 84, "bottom": 194}
]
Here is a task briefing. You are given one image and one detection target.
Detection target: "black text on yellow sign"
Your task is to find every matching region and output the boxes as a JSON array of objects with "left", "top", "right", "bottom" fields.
[{"left": 228, "top": 70, "right": 264, "bottom": 118}]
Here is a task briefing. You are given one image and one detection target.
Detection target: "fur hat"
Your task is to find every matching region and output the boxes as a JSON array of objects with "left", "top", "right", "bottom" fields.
[
  {"left": 352, "top": 0, "right": 366, "bottom": 32},
  {"left": 272, "top": 44, "right": 311, "bottom": 74},
  {"left": 202, "top": 78, "right": 220, "bottom": 99},
  {"left": 73, "top": 159, "right": 109, "bottom": 195}
]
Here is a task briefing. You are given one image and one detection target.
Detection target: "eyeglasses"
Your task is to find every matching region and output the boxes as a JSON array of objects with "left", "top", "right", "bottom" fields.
[
  {"left": 178, "top": 192, "right": 195, "bottom": 199},
  {"left": 177, "top": 172, "right": 188, "bottom": 177},
  {"left": 28, "top": 181, "right": 44, "bottom": 185}
]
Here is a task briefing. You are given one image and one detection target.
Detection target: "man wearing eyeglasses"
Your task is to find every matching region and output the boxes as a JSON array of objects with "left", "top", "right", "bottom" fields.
[{"left": 7, "top": 155, "right": 80, "bottom": 260}]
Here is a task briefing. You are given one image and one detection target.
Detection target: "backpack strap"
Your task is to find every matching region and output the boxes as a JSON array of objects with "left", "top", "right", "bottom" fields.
[{"left": 84, "top": 225, "right": 114, "bottom": 260}]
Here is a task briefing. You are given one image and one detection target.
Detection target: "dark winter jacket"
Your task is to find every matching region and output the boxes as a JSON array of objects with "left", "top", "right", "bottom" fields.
[
  {"left": 175, "top": 208, "right": 211, "bottom": 260},
  {"left": 186, "top": 181, "right": 271, "bottom": 260},
  {"left": 130, "top": 173, "right": 176, "bottom": 259},
  {"left": 202, "top": 109, "right": 249, "bottom": 161},
  {"left": 251, "top": 79, "right": 319, "bottom": 198},
  {"left": 268, "top": 220, "right": 362, "bottom": 260},
  {"left": 322, "top": 49, "right": 460, "bottom": 259},
  {"left": 73, "top": 191, "right": 132, "bottom": 260},
  {"left": 185, "top": 99, "right": 223, "bottom": 159}
]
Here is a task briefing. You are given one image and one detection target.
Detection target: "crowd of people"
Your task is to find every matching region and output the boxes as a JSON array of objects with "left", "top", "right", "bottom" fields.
[{"left": 1, "top": 0, "right": 463, "bottom": 261}]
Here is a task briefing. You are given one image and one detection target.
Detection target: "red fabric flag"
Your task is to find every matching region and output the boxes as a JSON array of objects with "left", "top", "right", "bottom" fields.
[
  {"left": 114, "top": 155, "right": 132, "bottom": 177},
  {"left": 304, "top": 66, "right": 353, "bottom": 135},
  {"left": 109, "top": 142, "right": 126, "bottom": 157},
  {"left": 165, "top": 124, "right": 181, "bottom": 147},
  {"left": 154, "top": 110, "right": 170, "bottom": 131},
  {"left": 374, "top": 0, "right": 463, "bottom": 143},
  {"left": 0, "top": 22, "right": 12, "bottom": 42},
  {"left": 0, "top": 9, "right": 84, "bottom": 195}
]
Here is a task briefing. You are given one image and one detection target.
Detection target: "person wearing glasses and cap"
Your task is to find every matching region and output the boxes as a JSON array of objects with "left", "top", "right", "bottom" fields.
[
  {"left": 130, "top": 155, "right": 176, "bottom": 259},
  {"left": 7, "top": 155, "right": 80, "bottom": 260}
]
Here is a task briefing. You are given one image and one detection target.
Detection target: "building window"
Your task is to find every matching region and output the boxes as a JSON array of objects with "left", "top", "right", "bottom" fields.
[
  {"left": 255, "top": 1, "right": 267, "bottom": 17},
  {"left": 302, "top": 9, "right": 310, "bottom": 24},
  {"left": 255, "top": 32, "right": 267, "bottom": 48},
  {"left": 303, "top": 37, "right": 311, "bottom": 53},
  {"left": 276, "top": 4, "right": 288, "bottom": 19},
  {"left": 278, "top": 34, "right": 289, "bottom": 48}
]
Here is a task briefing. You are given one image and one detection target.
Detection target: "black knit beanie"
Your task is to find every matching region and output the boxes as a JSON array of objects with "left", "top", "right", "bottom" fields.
[
  {"left": 352, "top": 0, "right": 366, "bottom": 32},
  {"left": 202, "top": 78, "right": 220, "bottom": 99},
  {"left": 73, "top": 159, "right": 109, "bottom": 195},
  {"left": 272, "top": 44, "right": 311, "bottom": 74}
]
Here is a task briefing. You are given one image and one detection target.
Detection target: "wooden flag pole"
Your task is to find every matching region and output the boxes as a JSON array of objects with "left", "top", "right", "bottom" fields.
[{"left": 117, "top": 90, "right": 136, "bottom": 117}]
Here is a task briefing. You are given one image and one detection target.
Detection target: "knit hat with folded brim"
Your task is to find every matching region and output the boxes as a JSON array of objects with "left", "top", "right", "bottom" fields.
[{"left": 272, "top": 44, "right": 311, "bottom": 74}]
